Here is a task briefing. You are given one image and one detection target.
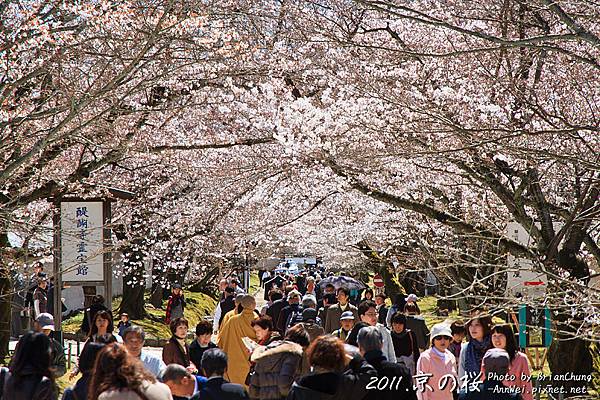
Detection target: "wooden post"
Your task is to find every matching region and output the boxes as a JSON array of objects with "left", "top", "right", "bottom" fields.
[
  {"left": 53, "top": 203, "right": 63, "bottom": 344},
  {"left": 67, "top": 343, "right": 72, "bottom": 369},
  {"left": 103, "top": 201, "right": 112, "bottom": 312}
]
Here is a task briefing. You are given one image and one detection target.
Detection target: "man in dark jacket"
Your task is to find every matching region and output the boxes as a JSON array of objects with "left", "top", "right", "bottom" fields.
[
  {"left": 33, "top": 313, "right": 66, "bottom": 378},
  {"left": 193, "top": 348, "right": 248, "bottom": 400},
  {"left": 266, "top": 286, "right": 291, "bottom": 334},
  {"left": 317, "top": 293, "right": 336, "bottom": 330},
  {"left": 357, "top": 326, "right": 417, "bottom": 400},
  {"left": 459, "top": 348, "right": 523, "bottom": 400},
  {"left": 375, "top": 293, "right": 388, "bottom": 326},
  {"left": 162, "top": 364, "right": 208, "bottom": 399},
  {"left": 218, "top": 287, "right": 236, "bottom": 327},
  {"left": 324, "top": 287, "right": 359, "bottom": 334}
]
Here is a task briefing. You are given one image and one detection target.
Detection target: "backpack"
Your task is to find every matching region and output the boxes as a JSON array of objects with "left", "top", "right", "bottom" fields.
[{"left": 286, "top": 308, "right": 303, "bottom": 330}]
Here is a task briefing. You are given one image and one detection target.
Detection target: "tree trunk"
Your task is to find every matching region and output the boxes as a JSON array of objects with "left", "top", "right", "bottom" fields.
[
  {"left": 548, "top": 328, "right": 593, "bottom": 396},
  {"left": 0, "top": 236, "right": 12, "bottom": 362},
  {"left": 119, "top": 280, "right": 146, "bottom": 320},
  {"left": 117, "top": 243, "right": 147, "bottom": 320},
  {"left": 187, "top": 266, "right": 220, "bottom": 294},
  {"left": 0, "top": 265, "right": 11, "bottom": 363},
  {"left": 119, "top": 250, "right": 146, "bottom": 320},
  {"left": 150, "top": 284, "right": 164, "bottom": 309}
]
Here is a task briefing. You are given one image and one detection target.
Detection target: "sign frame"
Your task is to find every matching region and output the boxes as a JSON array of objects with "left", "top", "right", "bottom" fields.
[{"left": 53, "top": 198, "right": 112, "bottom": 337}]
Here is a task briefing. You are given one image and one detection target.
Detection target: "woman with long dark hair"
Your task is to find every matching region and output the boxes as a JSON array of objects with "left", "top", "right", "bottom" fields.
[
  {"left": 3, "top": 331, "right": 57, "bottom": 399},
  {"left": 62, "top": 342, "right": 105, "bottom": 400},
  {"left": 486, "top": 324, "right": 533, "bottom": 400},
  {"left": 87, "top": 310, "right": 122, "bottom": 343},
  {"left": 458, "top": 315, "right": 493, "bottom": 382},
  {"left": 362, "top": 288, "right": 374, "bottom": 302},
  {"left": 89, "top": 343, "right": 172, "bottom": 400}
]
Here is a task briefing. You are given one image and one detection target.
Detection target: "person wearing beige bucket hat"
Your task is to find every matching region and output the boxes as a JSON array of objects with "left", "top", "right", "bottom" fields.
[{"left": 415, "top": 323, "right": 458, "bottom": 400}]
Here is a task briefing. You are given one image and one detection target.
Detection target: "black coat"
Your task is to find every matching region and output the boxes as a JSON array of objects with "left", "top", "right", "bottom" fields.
[
  {"left": 286, "top": 356, "right": 377, "bottom": 400},
  {"left": 363, "top": 350, "right": 417, "bottom": 400},
  {"left": 192, "top": 376, "right": 249, "bottom": 400},
  {"left": 61, "top": 374, "right": 91, "bottom": 400},
  {"left": 277, "top": 303, "right": 301, "bottom": 334},
  {"left": 189, "top": 340, "right": 218, "bottom": 372},
  {"left": 377, "top": 305, "right": 388, "bottom": 326},
  {"left": 2, "top": 367, "right": 56, "bottom": 400},
  {"left": 219, "top": 296, "right": 236, "bottom": 326},
  {"left": 266, "top": 299, "right": 289, "bottom": 334}
]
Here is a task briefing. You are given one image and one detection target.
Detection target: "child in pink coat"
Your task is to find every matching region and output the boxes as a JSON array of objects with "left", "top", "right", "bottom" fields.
[{"left": 416, "top": 323, "right": 458, "bottom": 400}]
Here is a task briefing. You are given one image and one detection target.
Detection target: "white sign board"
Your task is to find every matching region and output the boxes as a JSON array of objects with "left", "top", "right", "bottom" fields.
[
  {"left": 506, "top": 221, "right": 561, "bottom": 300},
  {"left": 61, "top": 201, "right": 105, "bottom": 282}
]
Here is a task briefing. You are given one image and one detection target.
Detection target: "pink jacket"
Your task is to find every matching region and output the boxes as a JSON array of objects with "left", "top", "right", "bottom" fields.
[
  {"left": 481, "top": 351, "right": 533, "bottom": 400},
  {"left": 416, "top": 348, "right": 457, "bottom": 400},
  {"left": 504, "top": 352, "right": 534, "bottom": 400}
]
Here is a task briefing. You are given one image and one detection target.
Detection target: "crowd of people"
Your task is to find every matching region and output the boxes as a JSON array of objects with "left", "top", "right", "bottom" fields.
[{"left": 1, "top": 271, "right": 533, "bottom": 400}]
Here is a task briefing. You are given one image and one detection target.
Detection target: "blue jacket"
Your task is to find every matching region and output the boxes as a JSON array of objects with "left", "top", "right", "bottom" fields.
[{"left": 192, "top": 376, "right": 248, "bottom": 400}]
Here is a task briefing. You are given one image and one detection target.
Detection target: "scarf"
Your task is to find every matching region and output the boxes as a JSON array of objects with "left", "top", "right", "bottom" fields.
[
  {"left": 175, "top": 336, "right": 188, "bottom": 354},
  {"left": 431, "top": 346, "right": 446, "bottom": 361},
  {"left": 464, "top": 335, "right": 491, "bottom": 375}
]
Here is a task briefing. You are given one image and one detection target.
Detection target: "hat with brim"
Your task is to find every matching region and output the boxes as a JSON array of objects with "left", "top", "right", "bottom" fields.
[
  {"left": 35, "top": 313, "right": 55, "bottom": 331},
  {"left": 340, "top": 311, "right": 355, "bottom": 321},
  {"left": 405, "top": 294, "right": 418, "bottom": 302},
  {"left": 430, "top": 323, "right": 452, "bottom": 341}
]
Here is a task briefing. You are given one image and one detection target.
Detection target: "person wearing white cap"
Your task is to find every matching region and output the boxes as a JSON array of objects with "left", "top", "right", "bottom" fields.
[
  {"left": 33, "top": 313, "right": 66, "bottom": 377},
  {"left": 415, "top": 323, "right": 457, "bottom": 400},
  {"left": 332, "top": 311, "right": 355, "bottom": 341},
  {"left": 404, "top": 294, "right": 421, "bottom": 315}
]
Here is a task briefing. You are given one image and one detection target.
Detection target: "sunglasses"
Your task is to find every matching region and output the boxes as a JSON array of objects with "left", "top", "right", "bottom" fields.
[{"left": 434, "top": 336, "right": 452, "bottom": 341}]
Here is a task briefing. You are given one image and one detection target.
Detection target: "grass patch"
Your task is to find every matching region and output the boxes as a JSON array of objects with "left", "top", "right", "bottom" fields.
[
  {"left": 61, "top": 291, "right": 217, "bottom": 341},
  {"left": 249, "top": 272, "right": 260, "bottom": 294},
  {"left": 56, "top": 373, "right": 77, "bottom": 394}
]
